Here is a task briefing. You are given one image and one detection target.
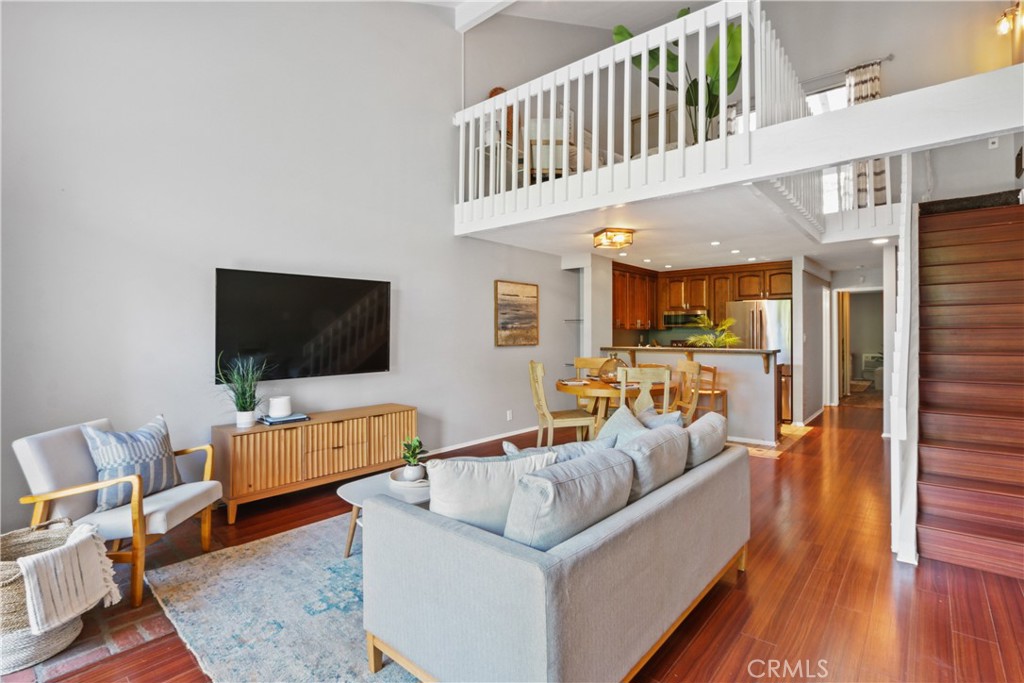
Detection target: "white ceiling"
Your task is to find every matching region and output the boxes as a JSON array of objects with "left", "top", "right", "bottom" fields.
[
  {"left": 469, "top": 185, "right": 887, "bottom": 272},
  {"left": 503, "top": 2, "right": 713, "bottom": 34}
]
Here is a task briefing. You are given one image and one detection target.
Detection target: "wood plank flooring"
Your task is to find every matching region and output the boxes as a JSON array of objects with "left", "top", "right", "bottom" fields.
[{"left": 26, "top": 407, "right": 1024, "bottom": 683}]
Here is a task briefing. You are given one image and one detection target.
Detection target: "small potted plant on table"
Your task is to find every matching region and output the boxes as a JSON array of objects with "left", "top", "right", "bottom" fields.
[
  {"left": 400, "top": 437, "right": 426, "bottom": 481},
  {"left": 216, "top": 352, "right": 269, "bottom": 428}
]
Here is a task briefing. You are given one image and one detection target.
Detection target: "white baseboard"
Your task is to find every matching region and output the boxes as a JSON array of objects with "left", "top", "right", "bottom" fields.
[
  {"left": 795, "top": 408, "right": 825, "bottom": 427},
  {"left": 427, "top": 426, "right": 536, "bottom": 456},
  {"left": 727, "top": 435, "right": 778, "bottom": 447}
]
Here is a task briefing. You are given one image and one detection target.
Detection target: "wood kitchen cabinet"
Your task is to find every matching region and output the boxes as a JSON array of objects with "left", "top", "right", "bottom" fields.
[
  {"left": 709, "top": 274, "right": 734, "bottom": 324},
  {"left": 665, "top": 275, "right": 708, "bottom": 311},
  {"left": 765, "top": 268, "right": 793, "bottom": 298},
  {"left": 734, "top": 271, "right": 764, "bottom": 300},
  {"left": 612, "top": 264, "right": 657, "bottom": 330}
]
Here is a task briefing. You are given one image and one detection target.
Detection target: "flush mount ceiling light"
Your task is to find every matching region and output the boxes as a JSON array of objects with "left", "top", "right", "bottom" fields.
[
  {"left": 872, "top": 238, "right": 890, "bottom": 245},
  {"left": 593, "top": 228, "right": 634, "bottom": 249}
]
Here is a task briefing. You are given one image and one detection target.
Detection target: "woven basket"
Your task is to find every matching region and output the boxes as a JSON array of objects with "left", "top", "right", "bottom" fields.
[{"left": 1, "top": 519, "right": 85, "bottom": 675}]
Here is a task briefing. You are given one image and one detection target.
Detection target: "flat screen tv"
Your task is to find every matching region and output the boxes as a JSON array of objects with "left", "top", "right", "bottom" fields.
[{"left": 215, "top": 268, "right": 390, "bottom": 381}]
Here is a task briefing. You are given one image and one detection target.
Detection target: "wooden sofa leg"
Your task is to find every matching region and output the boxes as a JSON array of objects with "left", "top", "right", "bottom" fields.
[
  {"left": 367, "top": 632, "right": 384, "bottom": 673},
  {"left": 130, "top": 541, "right": 146, "bottom": 608},
  {"left": 737, "top": 544, "right": 748, "bottom": 573},
  {"left": 201, "top": 505, "right": 213, "bottom": 552}
]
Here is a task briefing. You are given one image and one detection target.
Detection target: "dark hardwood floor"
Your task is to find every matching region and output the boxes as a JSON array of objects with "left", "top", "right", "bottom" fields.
[{"left": 28, "top": 408, "right": 1024, "bottom": 683}]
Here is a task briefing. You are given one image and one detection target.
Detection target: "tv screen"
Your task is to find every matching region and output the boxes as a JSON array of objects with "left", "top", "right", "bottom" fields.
[{"left": 215, "top": 268, "right": 390, "bottom": 381}]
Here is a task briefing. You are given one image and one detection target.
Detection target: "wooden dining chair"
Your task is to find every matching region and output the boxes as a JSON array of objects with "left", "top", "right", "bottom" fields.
[
  {"left": 672, "top": 359, "right": 703, "bottom": 425},
  {"left": 573, "top": 357, "right": 607, "bottom": 411},
  {"left": 695, "top": 365, "right": 729, "bottom": 419},
  {"left": 529, "top": 361, "right": 596, "bottom": 447},
  {"left": 618, "top": 365, "right": 671, "bottom": 416},
  {"left": 638, "top": 363, "right": 675, "bottom": 409}
]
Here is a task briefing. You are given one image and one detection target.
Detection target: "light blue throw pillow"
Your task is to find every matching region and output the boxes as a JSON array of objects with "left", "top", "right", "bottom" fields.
[
  {"left": 597, "top": 407, "right": 649, "bottom": 447},
  {"left": 82, "top": 415, "right": 181, "bottom": 512},
  {"left": 617, "top": 424, "right": 689, "bottom": 502},
  {"left": 501, "top": 435, "right": 617, "bottom": 463},
  {"left": 504, "top": 449, "right": 634, "bottom": 551},
  {"left": 636, "top": 408, "right": 684, "bottom": 428},
  {"left": 686, "top": 412, "right": 729, "bottom": 469}
]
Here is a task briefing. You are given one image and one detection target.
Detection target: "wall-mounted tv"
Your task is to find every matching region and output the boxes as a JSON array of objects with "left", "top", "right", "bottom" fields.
[{"left": 215, "top": 268, "right": 390, "bottom": 381}]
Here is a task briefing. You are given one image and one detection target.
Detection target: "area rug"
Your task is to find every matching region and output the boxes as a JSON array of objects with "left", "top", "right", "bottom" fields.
[
  {"left": 738, "top": 424, "right": 814, "bottom": 460},
  {"left": 146, "top": 514, "right": 415, "bottom": 683}
]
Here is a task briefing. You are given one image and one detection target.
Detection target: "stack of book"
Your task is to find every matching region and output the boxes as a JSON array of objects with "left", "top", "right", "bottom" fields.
[{"left": 257, "top": 413, "right": 310, "bottom": 426}]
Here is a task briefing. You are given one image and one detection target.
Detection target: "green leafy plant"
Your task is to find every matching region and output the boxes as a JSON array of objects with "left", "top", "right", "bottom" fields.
[
  {"left": 612, "top": 8, "right": 743, "bottom": 143},
  {"left": 686, "top": 315, "right": 742, "bottom": 348},
  {"left": 216, "top": 352, "right": 269, "bottom": 412},
  {"left": 401, "top": 437, "right": 425, "bottom": 466}
]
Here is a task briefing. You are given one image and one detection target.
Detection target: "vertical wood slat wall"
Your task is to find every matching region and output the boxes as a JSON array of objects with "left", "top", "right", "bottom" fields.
[{"left": 212, "top": 404, "right": 416, "bottom": 522}]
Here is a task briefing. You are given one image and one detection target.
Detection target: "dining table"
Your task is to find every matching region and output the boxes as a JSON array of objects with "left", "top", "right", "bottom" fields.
[{"left": 554, "top": 376, "right": 672, "bottom": 430}]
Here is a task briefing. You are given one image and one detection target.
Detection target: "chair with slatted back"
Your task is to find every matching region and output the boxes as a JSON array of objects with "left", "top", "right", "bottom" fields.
[
  {"left": 618, "top": 365, "right": 671, "bottom": 416},
  {"left": 573, "top": 357, "right": 607, "bottom": 412},
  {"left": 694, "top": 365, "right": 729, "bottom": 419},
  {"left": 638, "top": 363, "right": 675, "bottom": 410},
  {"left": 671, "top": 359, "right": 703, "bottom": 425},
  {"left": 529, "top": 361, "right": 596, "bottom": 447}
]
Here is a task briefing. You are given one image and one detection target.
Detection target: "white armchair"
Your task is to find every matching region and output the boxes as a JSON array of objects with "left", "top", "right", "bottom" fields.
[{"left": 13, "top": 419, "right": 222, "bottom": 607}]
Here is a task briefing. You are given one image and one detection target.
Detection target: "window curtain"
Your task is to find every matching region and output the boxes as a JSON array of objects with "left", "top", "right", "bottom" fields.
[{"left": 846, "top": 62, "right": 886, "bottom": 208}]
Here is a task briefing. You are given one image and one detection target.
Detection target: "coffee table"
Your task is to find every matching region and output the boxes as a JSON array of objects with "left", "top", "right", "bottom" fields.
[{"left": 336, "top": 469, "right": 430, "bottom": 558}]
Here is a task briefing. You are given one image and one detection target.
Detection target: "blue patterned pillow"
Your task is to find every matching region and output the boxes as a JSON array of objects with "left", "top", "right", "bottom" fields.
[{"left": 82, "top": 416, "right": 182, "bottom": 512}]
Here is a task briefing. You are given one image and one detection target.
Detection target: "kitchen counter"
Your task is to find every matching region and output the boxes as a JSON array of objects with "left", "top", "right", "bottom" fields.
[{"left": 601, "top": 346, "right": 780, "bottom": 445}]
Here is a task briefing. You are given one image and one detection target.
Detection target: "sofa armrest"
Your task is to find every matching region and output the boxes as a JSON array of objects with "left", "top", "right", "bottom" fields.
[{"left": 362, "top": 495, "right": 562, "bottom": 683}]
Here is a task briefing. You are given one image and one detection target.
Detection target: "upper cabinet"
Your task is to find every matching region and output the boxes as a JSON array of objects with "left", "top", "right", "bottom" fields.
[
  {"left": 733, "top": 265, "right": 793, "bottom": 301},
  {"left": 664, "top": 275, "right": 708, "bottom": 312},
  {"left": 765, "top": 268, "right": 793, "bottom": 298},
  {"left": 734, "top": 271, "right": 764, "bottom": 300},
  {"left": 612, "top": 264, "right": 657, "bottom": 330}
]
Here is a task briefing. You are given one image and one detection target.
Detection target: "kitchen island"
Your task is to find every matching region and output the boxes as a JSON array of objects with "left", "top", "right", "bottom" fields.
[{"left": 601, "top": 346, "right": 781, "bottom": 445}]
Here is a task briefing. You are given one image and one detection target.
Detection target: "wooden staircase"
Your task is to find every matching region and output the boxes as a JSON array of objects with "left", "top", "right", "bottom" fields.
[{"left": 916, "top": 203, "right": 1024, "bottom": 578}]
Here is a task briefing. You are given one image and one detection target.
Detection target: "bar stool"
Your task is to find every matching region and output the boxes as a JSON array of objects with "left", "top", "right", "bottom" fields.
[{"left": 695, "top": 365, "right": 728, "bottom": 419}]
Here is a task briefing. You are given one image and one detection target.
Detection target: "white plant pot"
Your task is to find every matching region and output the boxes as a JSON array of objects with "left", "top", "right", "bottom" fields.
[
  {"left": 400, "top": 464, "right": 425, "bottom": 482},
  {"left": 236, "top": 411, "right": 256, "bottom": 429}
]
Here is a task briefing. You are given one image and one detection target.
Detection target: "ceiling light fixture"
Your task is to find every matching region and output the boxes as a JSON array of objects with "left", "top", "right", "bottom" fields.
[
  {"left": 593, "top": 228, "right": 634, "bottom": 249},
  {"left": 731, "top": 249, "right": 741, "bottom": 254},
  {"left": 711, "top": 241, "right": 721, "bottom": 246},
  {"left": 747, "top": 257, "right": 757, "bottom": 262},
  {"left": 997, "top": 3, "right": 1018, "bottom": 34},
  {"left": 664, "top": 265, "right": 672, "bottom": 269},
  {"left": 619, "top": 252, "right": 628, "bottom": 257},
  {"left": 871, "top": 238, "right": 890, "bottom": 245},
  {"left": 643, "top": 258, "right": 652, "bottom": 263}
]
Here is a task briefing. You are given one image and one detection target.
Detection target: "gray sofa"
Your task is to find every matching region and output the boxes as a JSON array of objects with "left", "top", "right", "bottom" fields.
[{"left": 362, "top": 441, "right": 750, "bottom": 682}]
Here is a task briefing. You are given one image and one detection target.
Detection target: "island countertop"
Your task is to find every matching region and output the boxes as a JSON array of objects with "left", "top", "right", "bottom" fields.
[{"left": 601, "top": 346, "right": 780, "bottom": 373}]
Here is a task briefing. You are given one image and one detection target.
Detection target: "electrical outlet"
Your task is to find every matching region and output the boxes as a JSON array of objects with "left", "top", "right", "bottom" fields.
[
  {"left": 988, "top": 137, "right": 1000, "bottom": 150},
  {"left": 506, "top": 409, "right": 513, "bottom": 422}
]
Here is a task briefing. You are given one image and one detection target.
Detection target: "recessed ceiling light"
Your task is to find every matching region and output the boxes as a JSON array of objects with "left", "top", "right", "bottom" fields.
[
  {"left": 664, "top": 265, "right": 672, "bottom": 269},
  {"left": 643, "top": 258, "right": 652, "bottom": 263},
  {"left": 731, "top": 249, "right": 741, "bottom": 254},
  {"left": 619, "top": 252, "right": 628, "bottom": 257},
  {"left": 871, "top": 238, "right": 890, "bottom": 245},
  {"left": 711, "top": 241, "right": 721, "bottom": 246},
  {"left": 747, "top": 257, "right": 757, "bottom": 262}
]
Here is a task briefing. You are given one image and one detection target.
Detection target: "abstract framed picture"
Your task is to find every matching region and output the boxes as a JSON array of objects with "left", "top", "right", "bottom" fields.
[{"left": 494, "top": 280, "right": 539, "bottom": 346}]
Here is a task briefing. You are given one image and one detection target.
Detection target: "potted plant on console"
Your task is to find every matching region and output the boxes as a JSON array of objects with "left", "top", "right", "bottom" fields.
[
  {"left": 216, "top": 352, "right": 269, "bottom": 429},
  {"left": 400, "top": 437, "right": 426, "bottom": 482}
]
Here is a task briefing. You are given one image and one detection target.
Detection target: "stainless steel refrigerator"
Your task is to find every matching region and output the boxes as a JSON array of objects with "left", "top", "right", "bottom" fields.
[{"left": 727, "top": 299, "right": 793, "bottom": 422}]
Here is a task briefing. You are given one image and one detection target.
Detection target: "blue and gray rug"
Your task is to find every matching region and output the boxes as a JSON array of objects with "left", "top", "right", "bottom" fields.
[{"left": 147, "top": 515, "right": 415, "bottom": 682}]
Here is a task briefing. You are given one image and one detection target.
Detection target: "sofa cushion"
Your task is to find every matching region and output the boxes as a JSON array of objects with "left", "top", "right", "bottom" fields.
[
  {"left": 636, "top": 408, "right": 684, "bottom": 428},
  {"left": 81, "top": 416, "right": 182, "bottom": 512},
  {"left": 617, "top": 424, "right": 689, "bottom": 502},
  {"left": 597, "top": 407, "right": 648, "bottom": 447},
  {"left": 504, "top": 449, "right": 633, "bottom": 551},
  {"left": 426, "top": 451, "right": 557, "bottom": 534},
  {"left": 501, "top": 435, "right": 617, "bottom": 463},
  {"left": 686, "top": 413, "right": 728, "bottom": 469}
]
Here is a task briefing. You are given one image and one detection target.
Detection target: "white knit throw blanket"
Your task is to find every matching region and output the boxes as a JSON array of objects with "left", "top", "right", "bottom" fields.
[{"left": 16, "top": 523, "right": 121, "bottom": 634}]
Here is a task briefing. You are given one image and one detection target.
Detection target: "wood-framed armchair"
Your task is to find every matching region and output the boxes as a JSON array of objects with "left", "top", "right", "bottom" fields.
[{"left": 13, "top": 419, "right": 222, "bottom": 607}]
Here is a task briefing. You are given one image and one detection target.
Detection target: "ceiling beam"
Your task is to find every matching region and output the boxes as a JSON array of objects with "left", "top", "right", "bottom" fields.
[{"left": 454, "top": 1, "right": 516, "bottom": 33}]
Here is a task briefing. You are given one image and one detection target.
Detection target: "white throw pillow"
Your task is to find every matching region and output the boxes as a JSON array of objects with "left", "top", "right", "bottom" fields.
[{"left": 426, "top": 451, "right": 557, "bottom": 534}]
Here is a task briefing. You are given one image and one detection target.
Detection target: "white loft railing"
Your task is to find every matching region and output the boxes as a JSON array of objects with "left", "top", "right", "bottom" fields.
[
  {"left": 766, "top": 169, "right": 824, "bottom": 233},
  {"left": 453, "top": 0, "right": 811, "bottom": 228}
]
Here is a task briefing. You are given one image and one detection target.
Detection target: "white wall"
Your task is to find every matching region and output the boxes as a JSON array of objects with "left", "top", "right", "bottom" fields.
[
  {"left": 767, "top": 1, "right": 1011, "bottom": 95},
  {"left": 832, "top": 267, "right": 883, "bottom": 290},
  {"left": 912, "top": 135, "right": 1024, "bottom": 203},
  {"left": 849, "top": 292, "right": 884, "bottom": 381},
  {"left": 801, "top": 271, "right": 828, "bottom": 423},
  {"left": 1, "top": 2, "right": 580, "bottom": 531}
]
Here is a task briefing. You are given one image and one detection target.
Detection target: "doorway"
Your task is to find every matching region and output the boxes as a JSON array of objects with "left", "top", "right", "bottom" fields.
[{"left": 835, "top": 289, "right": 884, "bottom": 409}]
